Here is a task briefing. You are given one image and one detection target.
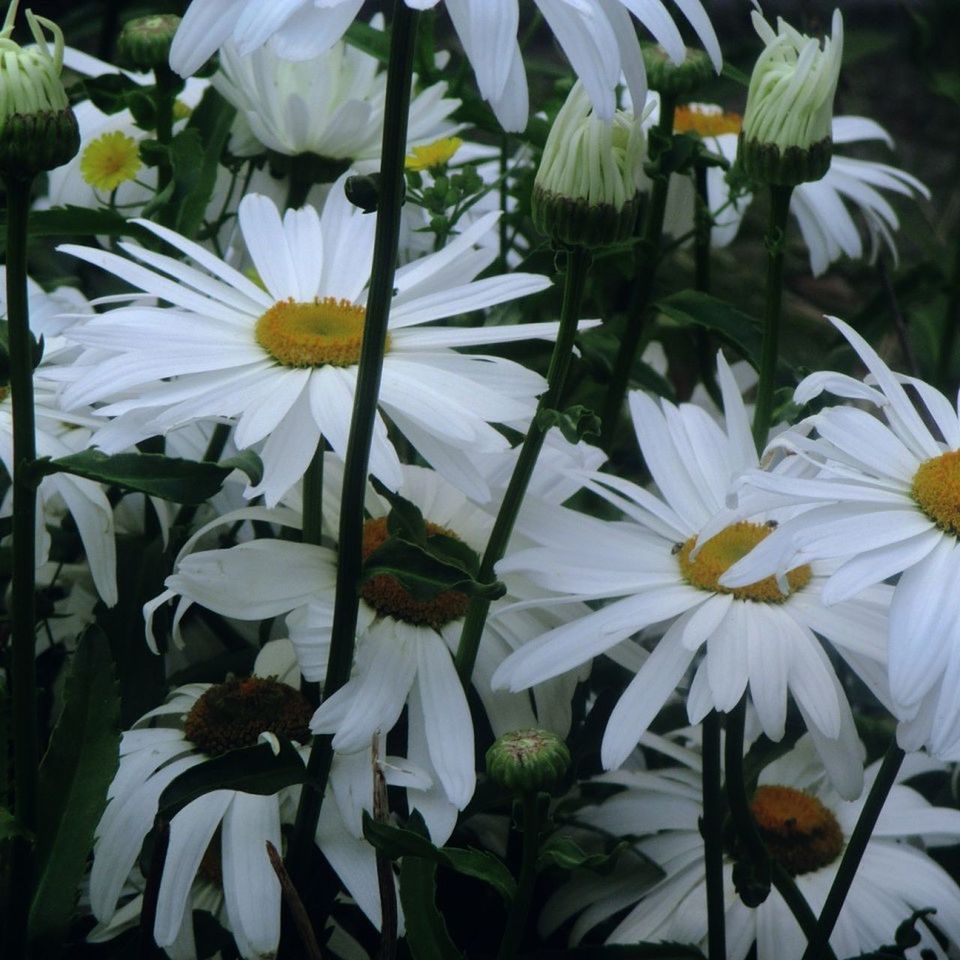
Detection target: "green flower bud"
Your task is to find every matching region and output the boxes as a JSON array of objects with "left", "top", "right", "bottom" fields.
[
  {"left": 738, "top": 8, "right": 842, "bottom": 187},
  {"left": 0, "top": 2, "right": 78, "bottom": 179},
  {"left": 642, "top": 44, "right": 713, "bottom": 98},
  {"left": 532, "top": 82, "right": 644, "bottom": 248},
  {"left": 485, "top": 729, "right": 571, "bottom": 795},
  {"left": 117, "top": 14, "right": 181, "bottom": 71}
]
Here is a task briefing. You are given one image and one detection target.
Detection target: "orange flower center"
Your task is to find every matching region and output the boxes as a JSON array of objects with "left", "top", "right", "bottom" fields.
[
  {"left": 751, "top": 784, "right": 844, "bottom": 875},
  {"left": 673, "top": 105, "right": 742, "bottom": 138}
]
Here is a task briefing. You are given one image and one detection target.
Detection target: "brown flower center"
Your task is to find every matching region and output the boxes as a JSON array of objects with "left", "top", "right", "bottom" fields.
[
  {"left": 751, "top": 784, "right": 845, "bottom": 875},
  {"left": 677, "top": 521, "right": 811, "bottom": 603},
  {"left": 184, "top": 677, "right": 312, "bottom": 756},
  {"left": 360, "top": 516, "right": 472, "bottom": 628}
]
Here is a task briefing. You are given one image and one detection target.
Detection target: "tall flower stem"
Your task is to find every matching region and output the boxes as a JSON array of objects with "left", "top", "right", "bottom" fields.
[
  {"left": 751, "top": 183, "right": 793, "bottom": 451},
  {"left": 454, "top": 245, "right": 591, "bottom": 685},
  {"left": 6, "top": 174, "right": 38, "bottom": 957},
  {"left": 600, "top": 91, "right": 676, "bottom": 446},
  {"left": 153, "top": 62, "right": 177, "bottom": 196},
  {"left": 694, "top": 162, "right": 722, "bottom": 409},
  {"left": 300, "top": 440, "right": 325, "bottom": 548},
  {"left": 702, "top": 711, "right": 726, "bottom": 960},
  {"left": 497, "top": 792, "right": 542, "bottom": 960},
  {"left": 286, "top": 0, "right": 419, "bottom": 885},
  {"left": 724, "top": 698, "right": 836, "bottom": 960},
  {"left": 800, "top": 741, "right": 905, "bottom": 960}
]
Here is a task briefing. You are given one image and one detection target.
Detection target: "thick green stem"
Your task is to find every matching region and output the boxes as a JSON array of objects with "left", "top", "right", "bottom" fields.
[
  {"left": 497, "top": 792, "right": 541, "bottom": 960},
  {"left": 751, "top": 184, "right": 793, "bottom": 452},
  {"left": 800, "top": 741, "right": 905, "bottom": 960},
  {"left": 725, "top": 698, "right": 836, "bottom": 960},
  {"left": 454, "top": 246, "right": 591, "bottom": 685},
  {"left": 6, "top": 175, "right": 37, "bottom": 958},
  {"left": 693, "top": 163, "right": 722, "bottom": 409},
  {"left": 300, "top": 440, "right": 325, "bottom": 547},
  {"left": 702, "top": 711, "right": 726, "bottom": 960},
  {"left": 600, "top": 91, "right": 676, "bottom": 446},
  {"left": 936, "top": 231, "right": 960, "bottom": 387},
  {"left": 286, "top": 0, "right": 419, "bottom": 886},
  {"left": 153, "top": 62, "right": 177, "bottom": 196}
]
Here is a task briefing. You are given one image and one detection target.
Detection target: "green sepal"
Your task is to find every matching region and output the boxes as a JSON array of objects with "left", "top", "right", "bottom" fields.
[{"left": 536, "top": 404, "right": 601, "bottom": 444}]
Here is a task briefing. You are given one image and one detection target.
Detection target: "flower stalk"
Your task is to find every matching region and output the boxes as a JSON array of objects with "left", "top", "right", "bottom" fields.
[
  {"left": 497, "top": 791, "right": 543, "bottom": 960},
  {"left": 702, "top": 711, "right": 726, "bottom": 960},
  {"left": 751, "top": 183, "right": 793, "bottom": 451},
  {"left": 286, "top": 0, "right": 420, "bottom": 884},
  {"left": 454, "top": 245, "right": 591, "bottom": 685}
]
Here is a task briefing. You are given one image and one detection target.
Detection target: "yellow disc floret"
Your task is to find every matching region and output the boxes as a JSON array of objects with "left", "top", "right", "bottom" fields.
[
  {"left": 405, "top": 136, "right": 463, "bottom": 172},
  {"left": 673, "top": 105, "right": 742, "bottom": 138},
  {"left": 751, "top": 784, "right": 844, "bottom": 875},
  {"left": 79, "top": 130, "right": 141, "bottom": 191},
  {"left": 912, "top": 450, "right": 960, "bottom": 536},
  {"left": 360, "top": 516, "right": 472, "bottom": 628},
  {"left": 255, "top": 297, "right": 382, "bottom": 368},
  {"left": 677, "top": 521, "right": 811, "bottom": 602}
]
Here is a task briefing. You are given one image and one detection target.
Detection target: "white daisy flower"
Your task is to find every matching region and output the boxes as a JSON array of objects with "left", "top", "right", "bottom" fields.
[
  {"left": 90, "top": 677, "right": 421, "bottom": 957},
  {"left": 213, "top": 26, "right": 460, "bottom": 168},
  {"left": 0, "top": 275, "right": 117, "bottom": 606},
  {"left": 723, "top": 315, "right": 960, "bottom": 758},
  {"left": 492, "top": 354, "right": 890, "bottom": 796},
  {"left": 147, "top": 464, "right": 594, "bottom": 837},
  {"left": 660, "top": 104, "right": 929, "bottom": 276},
  {"left": 170, "top": 0, "right": 721, "bottom": 134},
  {"left": 545, "top": 734, "right": 960, "bottom": 959},
  {"left": 56, "top": 181, "right": 574, "bottom": 505}
]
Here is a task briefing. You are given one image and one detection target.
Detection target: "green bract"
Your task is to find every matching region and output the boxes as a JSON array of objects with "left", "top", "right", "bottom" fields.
[
  {"left": 0, "top": 1, "right": 77, "bottom": 178},
  {"left": 738, "top": 7, "right": 843, "bottom": 186},
  {"left": 532, "top": 81, "right": 645, "bottom": 248}
]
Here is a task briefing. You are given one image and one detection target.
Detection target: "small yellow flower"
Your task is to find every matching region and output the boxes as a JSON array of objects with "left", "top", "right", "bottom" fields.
[
  {"left": 79, "top": 130, "right": 141, "bottom": 191},
  {"left": 405, "top": 136, "right": 462, "bottom": 172}
]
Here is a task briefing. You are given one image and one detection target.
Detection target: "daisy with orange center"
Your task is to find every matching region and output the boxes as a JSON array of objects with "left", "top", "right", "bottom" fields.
[{"left": 493, "top": 353, "right": 891, "bottom": 797}]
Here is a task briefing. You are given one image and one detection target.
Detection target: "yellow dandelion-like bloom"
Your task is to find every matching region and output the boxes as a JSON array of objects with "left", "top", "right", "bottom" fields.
[
  {"left": 79, "top": 131, "right": 142, "bottom": 191},
  {"left": 405, "top": 136, "right": 462, "bottom": 172}
]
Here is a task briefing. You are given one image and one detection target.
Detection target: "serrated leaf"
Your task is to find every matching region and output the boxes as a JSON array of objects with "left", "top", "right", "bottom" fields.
[
  {"left": 157, "top": 739, "right": 307, "bottom": 822},
  {"left": 37, "top": 450, "right": 241, "bottom": 504},
  {"left": 29, "top": 627, "right": 120, "bottom": 948},
  {"left": 537, "top": 836, "right": 629, "bottom": 874},
  {"left": 363, "top": 813, "right": 516, "bottom": 903},
  {"left": 399, "top": 857, "right": 462, "bottom": 960}
]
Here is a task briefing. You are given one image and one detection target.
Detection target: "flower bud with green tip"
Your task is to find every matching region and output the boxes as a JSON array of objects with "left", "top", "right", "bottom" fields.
[
  {"left": 0, "top": 0, "right": 78, "bottom": 180},
  {"left": 117, "top": 13, "right": 181, "bottom": 71},
  {"left": 486, "top": 729, "right": 571, "bottom": 795},
  {"left": 532, "top": 81, "right": 645, "bottom": 249},
  {"left": 642, "top": 43, "right": 714, "bottom": 99},
  {"left": 737, "top": 7, "right": 842, "bottom": 187}
]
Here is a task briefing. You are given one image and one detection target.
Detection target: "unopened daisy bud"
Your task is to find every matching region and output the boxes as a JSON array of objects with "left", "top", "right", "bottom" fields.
[
  {"left": 0, "top": 2, "right": 78, "bottom": 180},
  {"left": 117, "top": 14, "right": 180, "bottom": 71},
  {"left": 738, "top": 8, "right": 843, "bottom": 186},
  {"left": 532, "top": 82, "right": 644, "bottom": 249},
  {"left": 642, "top": 44, "right": 713, "bottom": 98},
  {"left": 486, "top": 729, "right": 571, "bottom": 795}
]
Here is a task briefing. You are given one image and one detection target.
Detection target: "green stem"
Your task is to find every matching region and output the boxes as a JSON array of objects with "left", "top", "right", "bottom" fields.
[
  {"left": 800, "top": 741, "right": 905, "bottom": 960},
  {"left": 153, "top": 62, "right": 177, "bottom": 196},
  {"left": 725, "top": 698, "right": 836, "bottom": 960},
  {"left": 936, "top": 230, "right": 960, "bottom": 388},
  {"left": 702, "top": 711, "right": 726, "bottom": 960},
  {"left": 5, "top": 175, "right": 37, "bottom": 959},
  {"left": 751, "top": 183, "right": 793, "bottom": 452},
  {"left": 693, "top": 162, "right": 722, "bottom": 409},
  {"left": 286, "top": 0, "right": 420, "bottom": 886},
  {"left": 600, "top": 91, "right": 676, "bottom": 446},
  {"left": 497, "top": 792, "right": 541, "bottom": 960},
  {"left": 300, "top": 440, "right": 325, "bottom": 547},
  {"left": 454, "top": 245, "right": 591, "bottom": 685}
]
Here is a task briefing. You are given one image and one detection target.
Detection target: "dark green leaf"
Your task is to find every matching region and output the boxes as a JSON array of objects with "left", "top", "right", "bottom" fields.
[
  {"left": 81, "top": 73, "right": 142, "bottom": 115},
  {"left": 534, "top": 946, "right": 707, "bottom": 959},
  {"left": 28, "top": 205, "right": 138, "bottom": 239},
  {"left": 655, "top": 290, "right": 767, "bottom": 372},
  {"left": 536, "top": 405, "right": 601, "bottom": 444},
  {"left": 219, "top": 449, "right": 264, "bottom": 486},
  {"left": 537, "top": 836, "right": 629, "bottom": 874},
  {"left": 157, "top": 739, "right": 307, "bottom": 822},
  {"left": 29, "top": 627, "right": 121, "bottom": 948},
  {"left": 0, "top": 806, "right": 29, "bottom": 841},
  {"left": 371, "top": 477, "right": 428, "bottom": 542},
  {"left": 36, "top": 450, "right": 242, "bottom": 504},
  {"left": 345, "top": 20, "right": 390, "bottom": 64},
  {"left": 399, "top": 857, "right": 462, "bottom": 960},
  {"left": 363, "top": 813, "right": 516, "bottom": 902}
]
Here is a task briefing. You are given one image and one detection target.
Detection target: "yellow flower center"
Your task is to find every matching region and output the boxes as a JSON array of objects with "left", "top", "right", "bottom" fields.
[
  {"left": 405, "top": 136, "right": 463, "bottom": 172},
  {"left": 677, "top": 521, "right": 811, "bottom": 603},
  {"left": 183, "top": 677, "right": 313, "bottom": 756},
  {"left": 751, "top": 784, "right": 844, "bottom": 875},
  {"left": 255, "top": 297, "right": 384, "bottom": 368},
  {"left": 80, "top": 131, "right": 142, "bottom": 191},
  {"left": 360, "top": 516, "right": 472, "bottom": 628},
  {"left": 673, "top": 105, "right": 742, "bottom": 138},
  {"left": 912, "top": 450, "right": 960, "bottom": 536}
]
